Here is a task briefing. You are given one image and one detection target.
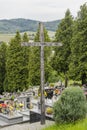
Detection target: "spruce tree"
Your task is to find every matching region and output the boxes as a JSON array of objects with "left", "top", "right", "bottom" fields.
[
  {"left": 0, "top": 42, "right": 7, "bottom": 93},
  {"left": 5, "top": 31, "right": 29, "bottom": 92},
  {"left": 52, "top": 9, "right": 73, "bottom": 87},
  {"left": 69, "top": 3, "right": 87, "bottom": 85},
  {"left": 23, "top": 32, "right": 29, "bottom": 42},
  {"left": 22, "top": 32, "right": 29, "bottom": 89}
]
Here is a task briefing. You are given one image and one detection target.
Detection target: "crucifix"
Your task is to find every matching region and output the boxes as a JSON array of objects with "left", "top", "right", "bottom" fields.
[{"left": 21, "top": 22, "right": 62, "bottom": 125}]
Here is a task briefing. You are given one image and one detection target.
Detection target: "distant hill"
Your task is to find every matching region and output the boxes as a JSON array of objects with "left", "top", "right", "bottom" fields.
[{"left": 0, "top": 18, "right": 60, "bottom": 33}]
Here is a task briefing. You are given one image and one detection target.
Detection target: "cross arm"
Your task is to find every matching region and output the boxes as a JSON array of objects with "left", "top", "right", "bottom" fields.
[
  {"left": 43, "top": 42, "right": 62, "bottom": 46},
  {"left": 21, "top": 42, "right": 62, "bottom": 47}
]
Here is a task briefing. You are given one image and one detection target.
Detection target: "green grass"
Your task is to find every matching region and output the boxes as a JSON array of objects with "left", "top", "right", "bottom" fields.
[{"left": 42, "top": 119, "right": 87, "bottom": 130}]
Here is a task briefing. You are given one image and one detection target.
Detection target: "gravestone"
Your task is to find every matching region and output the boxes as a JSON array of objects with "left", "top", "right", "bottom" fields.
[{"left": 17, "top": 95, "right": 30, "bottom": 109}]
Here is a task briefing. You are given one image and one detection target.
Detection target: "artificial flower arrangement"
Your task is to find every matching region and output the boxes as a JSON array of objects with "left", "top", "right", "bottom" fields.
[
  {"left": 46, "top": 107, "right": 53, "bottom": 115},
  {"left": 19, "top": 102, "right": 24, "bottom": 108}
]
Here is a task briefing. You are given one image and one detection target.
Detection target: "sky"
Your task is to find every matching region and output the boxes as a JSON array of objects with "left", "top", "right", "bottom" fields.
[{"left": 0, "top": 0, "right": 86, "bottom": 21}]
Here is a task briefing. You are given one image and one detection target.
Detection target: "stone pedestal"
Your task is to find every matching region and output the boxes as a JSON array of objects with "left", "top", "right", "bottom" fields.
[{"left": 0, "top": 113, "right": 23, "bottom": 125}]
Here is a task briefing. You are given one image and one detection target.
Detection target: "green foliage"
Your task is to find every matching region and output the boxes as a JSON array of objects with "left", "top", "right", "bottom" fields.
[
  {"left": 11, "top": 95, "right": 15, "bottom": 100},
  {"left": 69, "top": 3, "right": 87, "bottom": 85},
  {"left": 22, "top": 32, "right": 29, "bottom": 42},
  {"left": 49, "top": 83, "right": 54, "bottom": 87},
  {"left": 34, "top": 27, "right": 51, "bottom": 42},
  {"left": 29, "top": 25, "right": 52, "bottom": 85},
  {"left": 42, "top": 118, "right": 87, "bottom": 130},
  {"left": 53, "top": 87, "right": 87, "bottom": 123},
  {"left": 48, "top": 70, "right": 59, "bottom": 83},
  {"left": 52, "top": 9, "right": 73, "bottom": 87},
  {"left": 0, "top": 3, "right": 87, "bottom": 92},
  {"left": 29, "top": 46, "right": 40, "bottom": 85},
  {"left": 5, "top": 31, "right": 29, "bottom": 92},
  {"left": 0, "top": 42, "right": 7, "bottom": 93}
]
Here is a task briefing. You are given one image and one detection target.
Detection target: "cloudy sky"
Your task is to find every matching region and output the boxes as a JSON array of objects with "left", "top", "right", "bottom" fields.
[{"left": 0, "top": 0, "right": 86, "bottom": 21}]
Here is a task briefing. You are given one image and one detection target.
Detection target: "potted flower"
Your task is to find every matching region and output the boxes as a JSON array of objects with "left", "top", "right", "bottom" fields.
[
  {"left": 9, "top": 105, "right": 14, "bottom": 116},
  {"left": 0, "top": 104, "right": 2, "bottom": 112},
  {"left": 29, "top": 103, "right": 33, "bottom": 109},
  {"left": 1, "top": 103, "right": 7, "bottom": 114},
  {"left": 19, "top": 102, "right": 24, "bottom": 111},
  {"left": 46, "top": 107, "right": 53, "bottom": 115}
]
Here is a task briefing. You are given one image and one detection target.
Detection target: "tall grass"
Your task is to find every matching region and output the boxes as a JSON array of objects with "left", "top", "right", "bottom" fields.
[{"left": 42, "top": 119, "right": 87, "bottom": 130}]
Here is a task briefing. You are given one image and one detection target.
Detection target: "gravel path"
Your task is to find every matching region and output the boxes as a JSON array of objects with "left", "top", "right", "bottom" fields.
[{"left": 0, "top": 120, "right": 54, "bottom": 130}]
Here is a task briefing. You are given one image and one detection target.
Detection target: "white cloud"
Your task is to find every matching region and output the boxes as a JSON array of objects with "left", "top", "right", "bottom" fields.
[{"left": 0, "top": 0, "right": 86, "bottom": 21}]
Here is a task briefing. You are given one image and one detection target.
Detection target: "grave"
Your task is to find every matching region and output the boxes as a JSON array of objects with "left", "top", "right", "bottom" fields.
[
  {"left": 30, "top": 108, "right": 53, "bottom": 123},
  {"left": 17, "top": 95, "right": 30, "bottom": 109},
  {"left": 29, "top": 98, "right": 54, "bottom": 123},
  {"left": 0, "top": 95, "right": 30, "bottom": 127},
  {"left": 0, "top": 113, "right": 23, "bottom": 125},
  {"left": 19, "top": 109, "right": 30, "bottom": 122}
]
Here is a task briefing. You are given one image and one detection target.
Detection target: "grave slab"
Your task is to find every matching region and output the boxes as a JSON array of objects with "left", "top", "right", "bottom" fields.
[{"left": 0, "top": 113, "right": 23, "bottom": 125}]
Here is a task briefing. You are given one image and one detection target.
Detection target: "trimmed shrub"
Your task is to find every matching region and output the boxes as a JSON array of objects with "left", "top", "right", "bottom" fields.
[{"left": 53, "top": 87, "right": 87, "bottom": 123}]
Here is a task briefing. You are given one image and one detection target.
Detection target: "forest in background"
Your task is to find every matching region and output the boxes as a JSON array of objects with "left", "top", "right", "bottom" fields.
[{"left": 0, "top": 18, "right": 60, "bottom": 33}]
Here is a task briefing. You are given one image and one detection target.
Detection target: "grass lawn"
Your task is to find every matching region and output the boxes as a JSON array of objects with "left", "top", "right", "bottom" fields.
[{"left": 42, "top": 119, "right": 87, "bottom": 130}]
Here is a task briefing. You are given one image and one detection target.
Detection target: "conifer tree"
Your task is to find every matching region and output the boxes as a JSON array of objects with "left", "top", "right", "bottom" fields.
[
  {"left": 52, "top": 9, "right": 73, "bottom": 87},
  {"left": 0, "top": 42, "right": 7, "bottom": 93},
  {"left": 5, "top": 31, "right": 29, "bottom": 92},
  {"left": 23, "top": 32, "right": 29, "bottom": 42},
  {"left": 69, "top": 3, "right": 87, "bottom": 85},
  {"left": 22, "top": 32, "right": 29, "bottom": 88}
]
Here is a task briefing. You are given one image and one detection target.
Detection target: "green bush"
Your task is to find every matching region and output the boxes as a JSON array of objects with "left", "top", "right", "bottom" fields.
[{"left": 53, "top": 87, "right": 87, "bottom": 123}]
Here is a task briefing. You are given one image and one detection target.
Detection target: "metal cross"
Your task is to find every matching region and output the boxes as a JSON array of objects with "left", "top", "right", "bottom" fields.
[{"left": 21, "top": 22, "right": 62, "bottom": 125}]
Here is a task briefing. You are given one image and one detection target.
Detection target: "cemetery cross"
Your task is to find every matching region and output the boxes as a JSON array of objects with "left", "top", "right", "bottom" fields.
[{"left": 21, "top": 22, "right": 62, "bottom": 125}]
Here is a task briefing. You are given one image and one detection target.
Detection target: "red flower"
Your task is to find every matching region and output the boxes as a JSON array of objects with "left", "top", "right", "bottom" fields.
[{"left": 1, "top": 103, "right": 7, "bottom": 108}]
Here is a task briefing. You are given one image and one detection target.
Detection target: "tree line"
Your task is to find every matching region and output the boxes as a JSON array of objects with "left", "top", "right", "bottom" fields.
[{"left": 0, "top": 3, "right": 87, "bottom": 93}]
